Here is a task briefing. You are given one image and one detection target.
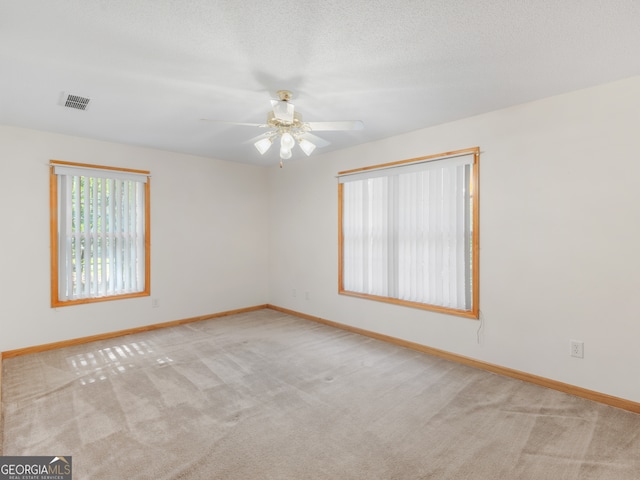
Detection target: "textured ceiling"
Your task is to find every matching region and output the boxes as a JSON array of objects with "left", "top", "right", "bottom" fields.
[{"left": 1, "top": 0, "right": 639, "bottom": 166}]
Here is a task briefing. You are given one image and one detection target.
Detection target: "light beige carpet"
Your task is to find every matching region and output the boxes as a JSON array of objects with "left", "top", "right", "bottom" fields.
[{"left": 2, "top": 309, "right": 639, "bottom": 479}]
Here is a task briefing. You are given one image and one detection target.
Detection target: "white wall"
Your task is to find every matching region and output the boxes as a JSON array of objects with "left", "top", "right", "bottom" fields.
[
  {"left": 0, "top": 126, "right": 269, "bottom": 352},
  {"left": 2, "top": 76, "right": 639, "bottom": 404},
  {"left": 268, "top": 76, "right": 640, "bottom": 403}
]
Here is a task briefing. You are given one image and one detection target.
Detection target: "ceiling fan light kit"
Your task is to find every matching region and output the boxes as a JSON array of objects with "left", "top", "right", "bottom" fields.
[
  {"left": 253, "top": 137, "right": 273, "bottom": 155},
  {"left": 298, "top": 138, "right": 316, "bottom": 156},
  {"left": 206, "top": 90, "right": 363, "bottom": 167}
]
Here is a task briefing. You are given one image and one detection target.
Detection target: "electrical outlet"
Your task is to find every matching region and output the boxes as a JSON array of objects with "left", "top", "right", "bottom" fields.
[
  {"left": 292, "top": 289, "right": 297, "bottom": 298},
  {"left": 152, "top": 298, "right": 160, "bottom": 308},
  {"left": 305, "top": 291, "right": 310, "bottom": 300},
  {"left": 570, "top": 340, "right": 584, "bottom": 358}
]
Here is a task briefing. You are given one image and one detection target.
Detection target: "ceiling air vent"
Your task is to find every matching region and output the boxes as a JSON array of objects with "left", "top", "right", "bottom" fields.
[{"left": 62, "top": 93, "right": 91, "bottom": 110}]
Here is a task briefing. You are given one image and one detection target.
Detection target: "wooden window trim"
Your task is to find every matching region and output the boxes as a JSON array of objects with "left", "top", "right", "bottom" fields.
[
  {"left": 49, "top": 160, "right": 151, "bottom": 307},
  {"left": 338, "top": 147, "right": 479, "bottom": 319}
]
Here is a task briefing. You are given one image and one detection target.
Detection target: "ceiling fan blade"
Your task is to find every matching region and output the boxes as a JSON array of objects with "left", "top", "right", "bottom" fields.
[
  {"left": 271, "top": 99, "right": 295, "bottom": 123},
  {"left": 306, "top": 120, "right": 364, "bottom": 131},
  {"left": 200, "top": 119, "right": 268, "bottom": 127},
  {"left": 298, "top": 132, "right": 331, "bottom": 148}
]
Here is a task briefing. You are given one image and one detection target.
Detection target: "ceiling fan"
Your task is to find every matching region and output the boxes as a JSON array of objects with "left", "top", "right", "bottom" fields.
[{"left": 203, "top": 90, "right": 364, "bottom": 167}]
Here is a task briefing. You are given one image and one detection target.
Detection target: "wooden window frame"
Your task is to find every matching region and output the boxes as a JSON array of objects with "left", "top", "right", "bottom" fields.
[
  {"left": 50, "top": 160, "right": 151, "bottom": 307},
  {"left": 338, "top": 147, "right": 479, "bottom": 319}
]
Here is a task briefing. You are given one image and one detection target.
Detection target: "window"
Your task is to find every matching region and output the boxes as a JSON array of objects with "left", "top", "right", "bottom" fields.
[
  {"left": 50, "top": 161, "right": 151, "bottom": 307},
  {"left": 338, "top": 147, "right": 479, "bottom": 318}
]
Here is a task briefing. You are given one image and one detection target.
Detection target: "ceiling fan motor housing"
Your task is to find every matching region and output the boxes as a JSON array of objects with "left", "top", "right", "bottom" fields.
[
  {"left": 276, "top": 90, "right": 293, "bottom": 102},
  {"left": 267, "top": 111, "right": 305, "bottom": 129}
]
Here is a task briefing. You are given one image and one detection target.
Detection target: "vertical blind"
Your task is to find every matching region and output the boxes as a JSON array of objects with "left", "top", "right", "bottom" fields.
[
  {"left": 339, "top": 153, "right": 474, "bottom": 312},
  {"left": 54, "top": 164, "right": 148, "bottom": 302}
]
